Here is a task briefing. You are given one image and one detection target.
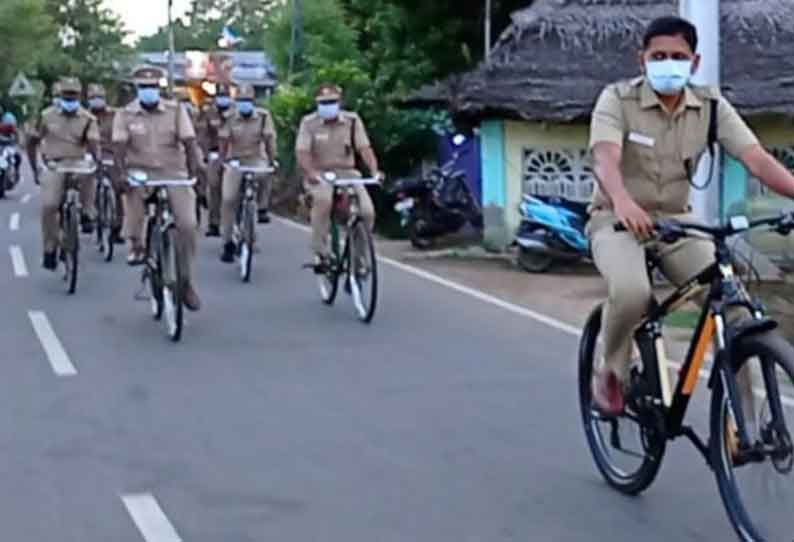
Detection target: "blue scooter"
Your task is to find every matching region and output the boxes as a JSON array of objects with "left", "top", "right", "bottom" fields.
[{"left": 515, "top": 194, "right": 590, "bottom": 273}]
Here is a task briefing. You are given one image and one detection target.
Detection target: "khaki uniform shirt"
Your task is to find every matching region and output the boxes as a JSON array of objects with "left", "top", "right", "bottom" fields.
[
  {"left": 196, "top": 104, "right": 232, "bottom": 154},
  {"left": 112, "top": 100, "right": 196, "bottom": 178},
  {"left": 29, "top": 107, "right": 100, "bottom": 161},
  {"left": 93, "top": 107, "right": 117, "bottom": 155},
  {"left": 218, "top": 108, "right": 277, "bottom": 161},
  {"left": 589, "top": 76, "right": 759, "bottom": 215},
  {"left": 295, "top": 111, "right": 371, "bottom": 170}
]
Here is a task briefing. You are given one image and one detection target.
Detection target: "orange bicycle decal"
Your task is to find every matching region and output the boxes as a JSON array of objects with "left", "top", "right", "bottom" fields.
[{"left": 682, "top": 316, "right": 715, "bottom": 395}]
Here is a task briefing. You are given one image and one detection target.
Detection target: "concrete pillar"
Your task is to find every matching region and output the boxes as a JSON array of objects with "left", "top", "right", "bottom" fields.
[{"left": 680, "top": 0, "right": 721, "bottom": 224}]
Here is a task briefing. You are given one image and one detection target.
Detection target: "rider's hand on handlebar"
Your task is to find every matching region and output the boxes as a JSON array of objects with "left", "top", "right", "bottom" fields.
[
  {"left": 307, "top": 170, "right": 323, "bottom": 186},
  {"left": 374, "top": 171, "right": 386, "bottom": 183},
  {"left": 614, "top": 193, "right": 653, "bottom": 240}
]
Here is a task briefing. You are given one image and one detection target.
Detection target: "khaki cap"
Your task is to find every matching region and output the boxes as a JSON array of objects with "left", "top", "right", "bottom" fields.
[
  {"left": 87, "top": 83, "right": 106, "bottom": 98},
  {"left": 315, "top": 83, "right": 342, "bottom": 102},
  {"left": 59, "top": 77, "right": 82, "bottom": 94},
  {"left": 132, "top": 65, "right": 165, "bottom": 85},
  {"left": 237, "top": 84, "right": 255, "bottom": 100}
]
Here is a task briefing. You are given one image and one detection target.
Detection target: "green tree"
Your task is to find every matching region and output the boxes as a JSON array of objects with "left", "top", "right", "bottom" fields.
[
  {"left": 0, "top": 0, "right": 57, "bottom": 111},
  {"left": 39, "top": 0, "right": 133, "bottom": 94}
]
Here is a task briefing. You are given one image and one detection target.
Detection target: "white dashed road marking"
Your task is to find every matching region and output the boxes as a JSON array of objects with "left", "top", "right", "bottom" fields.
[
  {"left": 122, "top": 494, "right": 182, "bottom": 542},
  {"left": 28, "top": 311, "right": 77, "bottom": 377},
  {"left": 9, "top": 245, "right": 28, "bottom": 277},
  {"left": 9, "top": 212, "right": 19, "bottom": 231}
]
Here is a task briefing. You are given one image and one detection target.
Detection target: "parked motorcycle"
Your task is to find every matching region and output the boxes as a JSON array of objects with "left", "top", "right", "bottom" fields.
[
  {"left": 0, "top": 140, "right": 20, "bottom": 199},
  {"left": 390, "top": 135, "right": 483, "bottom": 249},
  {"left": 515, "top": 194, "right": 590, "bottom": 273}
]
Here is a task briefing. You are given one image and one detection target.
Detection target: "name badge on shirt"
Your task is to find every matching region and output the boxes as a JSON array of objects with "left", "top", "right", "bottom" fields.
[
  {"left": 315, "top": 132, "right": 330, "bottom": 142},
  {"left": 628, "top": 132, "right": 655, "bottom": 148}
]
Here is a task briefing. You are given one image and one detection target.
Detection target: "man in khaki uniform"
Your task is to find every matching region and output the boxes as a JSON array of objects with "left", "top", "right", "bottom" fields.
[
  {"left": 295, "top": 83, "right": 382, "bottom": 266},
  {"left": 217, "top": 83, "right": 278, "bottom": 262},
  {"left": 196, "top": 83, "right": 233, "bottom": 237},
  {"left": 27, "top": 77, "right": 101, "bottom": 270},
  {"left": 589, "top": 16, "right": 794, "bottom": 414},
  {"left": 87, "top": 83, "right": 124, "bottom": 243},
  {"left": 112, "top": 66, "right": 203, "bottom": 311}
]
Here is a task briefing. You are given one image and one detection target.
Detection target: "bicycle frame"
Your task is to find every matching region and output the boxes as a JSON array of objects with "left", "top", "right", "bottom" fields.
[{"left": 632, "top": 243, "right": 775, "bottom": 461}]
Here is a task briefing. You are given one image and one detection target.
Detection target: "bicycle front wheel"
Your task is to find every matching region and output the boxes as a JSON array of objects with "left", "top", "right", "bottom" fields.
[
  {"left": 145, "top": 218, "right": 163, "bottom": 320},
  {"left": 240, "top": 200, "right": 256, "bottom": 283},
  {"left": 348, "top": 221, "right": 378, "bottom": 323},
  {"left": 578, "top": 305, "right": 666, "bottom": 495},
  {"left": 62, "top": 205, "right": 80, "bottom": 295},
  {"left": 710, "top": 331, "right": 794, "bottom": 542},
  {"left": 97, "top": 183, "right": 116, "bottom": 262},
  {"left": 160, "top": 226, "right": 184, "bottom": 342}
]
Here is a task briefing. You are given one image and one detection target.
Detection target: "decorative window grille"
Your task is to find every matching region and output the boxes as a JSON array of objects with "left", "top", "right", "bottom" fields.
[{"left": 522, "top": 148, "right": 595, "bottom": 202}]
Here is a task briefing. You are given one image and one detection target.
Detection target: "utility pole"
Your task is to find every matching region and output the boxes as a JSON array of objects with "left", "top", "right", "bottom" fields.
[
  {"left": 289, "top": 0, "right": 304, "bottom": 80},
  {"left": 168, "top": 0, "right": 176, "bottom": 95},
  {"left": 485, "top": 0, "right": 492, "bottom": 59},
  {"left": 679, "top": 0, "right": 720, "bottom": 223}
]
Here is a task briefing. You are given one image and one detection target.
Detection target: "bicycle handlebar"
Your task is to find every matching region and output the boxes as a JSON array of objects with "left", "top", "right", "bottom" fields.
[
  {"left": 614, "top": 212, "right": 794, "bottom": 242},
  {"left": 327, "top": 178, "right": 380, "bottom": 187},
  {"left": 127, "top": 177, "right": 196, "bottom": 187},
  {"left": 223, "top": 161, "right": 275, "bottom": 175}
]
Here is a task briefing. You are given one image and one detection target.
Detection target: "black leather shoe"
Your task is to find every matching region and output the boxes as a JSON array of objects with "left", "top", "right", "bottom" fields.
[
  {"left": 221, "top": 241, "right": 235, "bottom": 263},
  {"left": 80, "top": 214, "right": 95, "bottom": 235},
  {"left": 42, "top": 251, "right": 57, "bottom": 271},
  {"left": 258, "top": 209, "right": 271, "bottom": 224},
  {"left": 206, "top": 224, "right": 220, "bottom": 237}
]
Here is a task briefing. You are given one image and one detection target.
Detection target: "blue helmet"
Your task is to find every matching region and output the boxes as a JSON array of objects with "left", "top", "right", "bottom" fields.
[{"left": 1, "top": 112, "right": 17, "bottom": 126}]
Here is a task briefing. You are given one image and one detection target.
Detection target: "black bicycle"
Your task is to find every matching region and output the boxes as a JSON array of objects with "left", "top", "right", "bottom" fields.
[
  {"left": 224, "top": 160, "right": 274, "bottom": 282},
  {"left": 579, "top": 215, "right": 794, "bottom": 541},
  {"left": 95, "top": 158, "right": 117, "bottom": 262},
  {"left": 306, "top": 173, "right": 380, "bottom": 324},
  {"left": 48, "top": 161, "right": 96, "bottom": 294},
  {"left": 130, "top": 171, "right": 195, "bottom": 342}
]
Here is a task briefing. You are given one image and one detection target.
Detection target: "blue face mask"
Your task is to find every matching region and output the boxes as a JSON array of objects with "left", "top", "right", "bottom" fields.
[
  {"left": 237, "top": 100, "right": 254, "bottom": 116},
  {"left": 88, "top": 97, "right": 106, "bottom": 111},
  {"left": 137, "top": 87, "right": 160, "bottom": 107},
  {"left": 317, "top": 102, "right": 340, "bottom": 120},
  {"left": 216, "top": 96, "right": 231, "bottom": 109},
  {"left": 60, "top": 98, "right": 80, "bottom": 114},
  {"left": 645, "top": 59, "right": 693, "bottom": 96}
]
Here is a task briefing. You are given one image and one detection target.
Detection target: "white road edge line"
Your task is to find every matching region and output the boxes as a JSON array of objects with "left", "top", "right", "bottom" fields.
[
  {"left": 27, "top": 311, "right": 77, "bottom": 377},
  {"left": 9, "top": 212, "right": 19, "bottom": 231},
  {"left": 122, "top": 493, "right": 182, "bottom": 542},
  {"left": 9, "top": 245, "right": 28, "bottom": 277},
  {"left": 20, "top": 193, "right": 31, "bottom": 204},
  {"left": 275, "top": 215, "right": 794, "bottom": 405}
]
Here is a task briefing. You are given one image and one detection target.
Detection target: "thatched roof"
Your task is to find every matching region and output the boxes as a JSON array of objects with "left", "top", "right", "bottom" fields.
[{"left": 406, "top": 0, "right": 794, "bottom": 122}]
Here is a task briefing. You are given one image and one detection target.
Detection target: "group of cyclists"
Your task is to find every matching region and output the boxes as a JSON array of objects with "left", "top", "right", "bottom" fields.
[{"left": 17, "top": 65, "right": 383, "bottom": 313}]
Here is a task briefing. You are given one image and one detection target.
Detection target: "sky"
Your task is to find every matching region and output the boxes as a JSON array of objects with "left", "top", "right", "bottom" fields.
[{"left": 103, "top": 0, "right": 192, "bottom": 41}]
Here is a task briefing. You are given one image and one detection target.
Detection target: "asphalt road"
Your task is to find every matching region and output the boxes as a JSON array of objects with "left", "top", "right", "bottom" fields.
[{"left": 0, "top": 168, "right": 786, "bottom": 541}]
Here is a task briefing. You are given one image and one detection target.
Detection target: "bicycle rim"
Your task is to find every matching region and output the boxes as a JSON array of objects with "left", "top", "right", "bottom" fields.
[
  {"left": 710, "top": 332, "right": 794, "bottom": 542},
  {"left": 578, "top": 305, "right": 666, "bottom": 495},
  {"left": 160, "top": 228, "right": 183, "bottom": 341},
  {"left": 99, "top": 186, "right": 116, "bottom": 262},
  {"left": 348, "top": 222, "right": 378, "bottom": 323}
]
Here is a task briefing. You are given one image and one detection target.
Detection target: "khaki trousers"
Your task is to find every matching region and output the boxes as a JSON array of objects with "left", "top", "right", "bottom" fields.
[
  {"left": 40, "top": 159, "right": 96, "bottom": 252},
  {"left": 590, "top": 211, "right": 753, "bottom": 408},
  {"left": 221, "top": 159, "right": 272, "bottom": 243},
  {"left": 124, "top": 186, "right": 198, "bottom": 283},
  {"left": 206, "top": 157, "right": 222, "bottom": 227},
  {"left": 304, "top": 169, "right": 375, "bottom": 256}
]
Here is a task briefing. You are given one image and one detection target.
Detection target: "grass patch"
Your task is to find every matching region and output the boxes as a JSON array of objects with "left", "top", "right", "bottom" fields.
[{"left": 665, "top": 309, "right": 700, "bottom": 329}]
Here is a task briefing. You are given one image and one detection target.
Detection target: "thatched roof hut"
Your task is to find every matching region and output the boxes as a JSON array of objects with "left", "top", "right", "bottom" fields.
[{"left": 407, "top": 0, "right": 794, "bottom": 122}]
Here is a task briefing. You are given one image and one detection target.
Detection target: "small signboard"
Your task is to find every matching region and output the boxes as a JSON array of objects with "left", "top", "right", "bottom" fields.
[{"left": 9, "top": 72, "right": 36, "bottom": 97}]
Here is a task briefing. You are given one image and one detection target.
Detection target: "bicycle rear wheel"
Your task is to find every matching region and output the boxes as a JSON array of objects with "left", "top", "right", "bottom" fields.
[
  {"left": 579, "top": 305, "right": 666, "bottom": 495},
  {"left": 62, "top": 205, "right": 80, "bottom": 295},
  {"left": 710, "top": 331, "right": 794, "bottom": 542},
  {"left": 240, "top": 200, "right": 256, "bottom": 283},
  {"left": 348, "top": 220, "right": 378, "bottom": 323},
  {"left": 160, "top": 225, "right": 183, "bottom": 342}
]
